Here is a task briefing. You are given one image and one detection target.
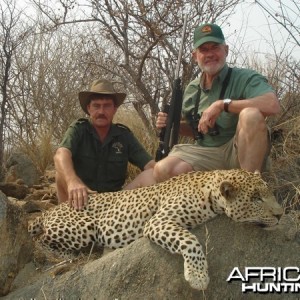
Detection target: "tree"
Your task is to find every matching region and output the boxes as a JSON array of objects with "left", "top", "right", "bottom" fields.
[
  {"left": 30, "top": 0, "right": 240, "bottom": 128},
  {"left": 0, "top": 0, "right": 32, "bottom": 177},
  {"left": 6, "top": 24, "right": 100, "bottom": 173}
]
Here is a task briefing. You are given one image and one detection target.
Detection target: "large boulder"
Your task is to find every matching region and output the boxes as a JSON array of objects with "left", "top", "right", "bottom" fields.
[
  {"left": 0, "top": 192, "right": 33, "bottom": 296},
  {"left": 4, "top": 215, "right": 300, "bottom": 299},
  {"left": 5, "top": 152, "right": 41, "bottom": 187}
]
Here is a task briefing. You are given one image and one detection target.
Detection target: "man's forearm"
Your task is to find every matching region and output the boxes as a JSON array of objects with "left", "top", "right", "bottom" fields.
[
  {"left": 215, "top": 92, "right": 280, "bottom": 116},
  {"left": 54, "top": 148, "right": 78, "bottom": 184}
]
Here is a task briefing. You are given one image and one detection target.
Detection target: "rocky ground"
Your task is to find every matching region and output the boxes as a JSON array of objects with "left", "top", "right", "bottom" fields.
[
  {"left": 1, "top": 152, "right": 300, "bottom": 299},
  {"left": 3, "top": 213, "right": 300, "bottom": 300}
]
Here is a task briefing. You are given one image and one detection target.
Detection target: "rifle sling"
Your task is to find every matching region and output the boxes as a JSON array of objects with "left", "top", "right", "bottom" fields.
[{"left": 193, "top": 67, "right": 232, "bottom": 121}]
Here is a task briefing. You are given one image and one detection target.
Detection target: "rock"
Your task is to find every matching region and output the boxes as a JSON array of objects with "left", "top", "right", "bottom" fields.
[
  {"left": 24, "top": 190, "right": 56, "bottom": 202},
  {"left": 5, "top": 152, "right": 41, "bottom": 187},
  {"left": 0, "top": 192, "right": 33, "bottom": 296},
  {"left": 4, "top": 215, "right": 300, "bottom": 299},
  {"left": 22, "top": 200, "right": 56, "bottom": 213},
  {"left": 0, "top": 182, "right": 29, "bottom": 199}
]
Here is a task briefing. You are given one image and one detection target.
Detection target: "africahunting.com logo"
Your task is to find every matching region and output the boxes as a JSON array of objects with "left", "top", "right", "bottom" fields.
[{"left": 227, "top": 267, "right": 300, "bottom": 293}]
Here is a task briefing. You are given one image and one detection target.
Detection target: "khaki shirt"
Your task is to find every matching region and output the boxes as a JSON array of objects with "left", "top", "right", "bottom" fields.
[
  {"left": 59, "top": 118, "right": 152, "bottom": 192},
  {"left": 182, "top": 64, "right": 275, "bottom": 147}
]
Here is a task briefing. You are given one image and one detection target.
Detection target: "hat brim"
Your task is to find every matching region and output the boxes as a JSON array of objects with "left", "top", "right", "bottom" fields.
[
  {"left": 193, "top": 37, "right": 225, "bottom": 49},
  {"left": 78, "top": 91, "right": 126, "bottom": 114}
]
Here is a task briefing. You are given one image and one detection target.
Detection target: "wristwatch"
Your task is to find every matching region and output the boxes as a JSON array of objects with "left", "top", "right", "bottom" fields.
[{"left": 223, "top": 98, "right": 232, "bottom": 113}]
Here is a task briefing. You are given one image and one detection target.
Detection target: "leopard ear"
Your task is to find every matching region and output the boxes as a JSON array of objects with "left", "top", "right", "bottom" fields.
[
  {"left": 220, "top": 181, "right": 236, "bottom": 202},
  {"left": 254, "top": 170, "right": 261, "bottom": 176}
]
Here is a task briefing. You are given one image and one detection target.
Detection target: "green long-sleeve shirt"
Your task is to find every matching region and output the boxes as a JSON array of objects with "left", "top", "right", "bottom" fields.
[{"left": 59, "top": 118, "right": 152, "bottom": 192}]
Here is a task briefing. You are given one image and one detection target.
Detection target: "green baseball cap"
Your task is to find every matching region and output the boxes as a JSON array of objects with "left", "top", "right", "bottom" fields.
[{"left": 193, "top": 23, "right": 225, "bottom": 49}]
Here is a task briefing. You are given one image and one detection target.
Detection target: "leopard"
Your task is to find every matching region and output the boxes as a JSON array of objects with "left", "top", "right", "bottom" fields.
[{"left": 28, "top": 169, "right": 283, "bottom": 290}]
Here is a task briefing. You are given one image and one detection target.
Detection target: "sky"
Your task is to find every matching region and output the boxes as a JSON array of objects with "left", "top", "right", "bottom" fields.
[
  {"left": 226, "top": 1, "right": 300, "bottom": 62},
  {"left": 5, "top": 0, "right": 300, "bottom": 63}
]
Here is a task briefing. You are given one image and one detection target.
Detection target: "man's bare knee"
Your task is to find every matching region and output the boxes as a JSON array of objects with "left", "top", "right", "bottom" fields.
[
  {"left": 236, "top": 108, "right": 269, "bottom": 172},
  {"left": 239, "top": 108, "right": 267, "bottom": 131}
]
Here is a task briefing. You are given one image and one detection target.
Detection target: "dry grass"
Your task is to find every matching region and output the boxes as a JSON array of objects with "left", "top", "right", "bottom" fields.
[
  {"left": 14, "top": 123, "right": 56, "bottom": 176},
  {"left": 268, "top": 115, "right": 300, "bottom": 211}
]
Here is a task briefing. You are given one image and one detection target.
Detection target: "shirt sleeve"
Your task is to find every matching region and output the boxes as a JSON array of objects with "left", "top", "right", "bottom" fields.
[
  {"left": 58, "top": 119, "right": 85, "bottom": 156},
  {"left": 127, "top": 132, "right": 153, "bottom": 170},
  {"left": 238, "top": 70, "right": 275, "bottom": 99}
]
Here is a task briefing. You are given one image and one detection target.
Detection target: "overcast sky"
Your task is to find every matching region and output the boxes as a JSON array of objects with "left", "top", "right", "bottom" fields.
[
  {"left": 7, "top": 0, "right": 300, "bottom": 62},
  {"left": 226, "top": 0, "right": 300, "bottom": 61}
]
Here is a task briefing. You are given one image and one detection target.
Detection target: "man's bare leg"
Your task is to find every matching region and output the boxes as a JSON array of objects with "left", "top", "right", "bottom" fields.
[
  {"left": 153, "top": 156, "right": 193, "bottom": 183},
  {"left": 123, "top": 168, "right": 157, "bottom": 190},
  {"left": 236, "top": 107, "right": 269, "bottom": 172},
  {"left": 125, "top": 156, "right": 193, "bottom": 189}
]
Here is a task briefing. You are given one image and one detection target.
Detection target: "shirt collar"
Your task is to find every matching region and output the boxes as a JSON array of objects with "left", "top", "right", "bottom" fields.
[
  {"left": 86, "top": 120, "right": 121, "bottom": 142},
  {"left": 109, "top": 124, "right": 124, "bottom": 137}
]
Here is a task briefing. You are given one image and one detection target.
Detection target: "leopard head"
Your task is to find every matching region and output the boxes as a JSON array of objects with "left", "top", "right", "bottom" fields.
[{"left": 218, "top": 170, "right": 283, "bottom": 227}]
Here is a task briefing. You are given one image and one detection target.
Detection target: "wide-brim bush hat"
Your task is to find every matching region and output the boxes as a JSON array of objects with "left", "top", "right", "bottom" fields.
[
  {"left": 193, "top": 23, "right": 225, "bottom": 49},
  {"left": 78, "top": 79, "right": 126, "bottom": 114}
]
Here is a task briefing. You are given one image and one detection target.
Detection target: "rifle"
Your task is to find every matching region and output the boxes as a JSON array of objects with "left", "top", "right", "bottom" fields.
[{"left": 155, "top": 15, "right": 188, "bottom": 161}]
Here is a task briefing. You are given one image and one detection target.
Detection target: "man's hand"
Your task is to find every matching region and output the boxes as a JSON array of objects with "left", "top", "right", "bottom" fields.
[
  {"left": 156, "top": 111, "right": 168, "bottom": 129},
  {"left": 198, "top": 100, "right": 223, "bottom": 134},
  {"left": 67, "top": 179, "right": 96, "bottom": 210}
]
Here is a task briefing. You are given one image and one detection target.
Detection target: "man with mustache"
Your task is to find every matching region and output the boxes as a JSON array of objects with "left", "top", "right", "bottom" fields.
[
  {"left": 154, "top": 23, "right": 280, "bottom": 182},
  {"left": 54, "top": 79, "right": 155, "bottom": 210}
]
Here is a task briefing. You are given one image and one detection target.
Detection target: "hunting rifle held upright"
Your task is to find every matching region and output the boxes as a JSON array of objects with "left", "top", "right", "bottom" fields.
[{"left": 155, "top": 15, "right": 188, "bottom": 161}]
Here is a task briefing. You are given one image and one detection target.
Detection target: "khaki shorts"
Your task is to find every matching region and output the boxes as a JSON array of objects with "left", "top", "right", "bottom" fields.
[{"left": 168, "top": 135, "right": 271, "bottom": 171}]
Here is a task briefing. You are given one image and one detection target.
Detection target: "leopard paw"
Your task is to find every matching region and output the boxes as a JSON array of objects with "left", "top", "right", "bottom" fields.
[{"left": 184, "top": 260, "right": 210, "bottom": 290}]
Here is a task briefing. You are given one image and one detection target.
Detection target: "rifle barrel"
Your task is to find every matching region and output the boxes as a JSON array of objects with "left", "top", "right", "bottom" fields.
[{"left": 174, "top": 14, "right": 188, "bottom": 79}]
